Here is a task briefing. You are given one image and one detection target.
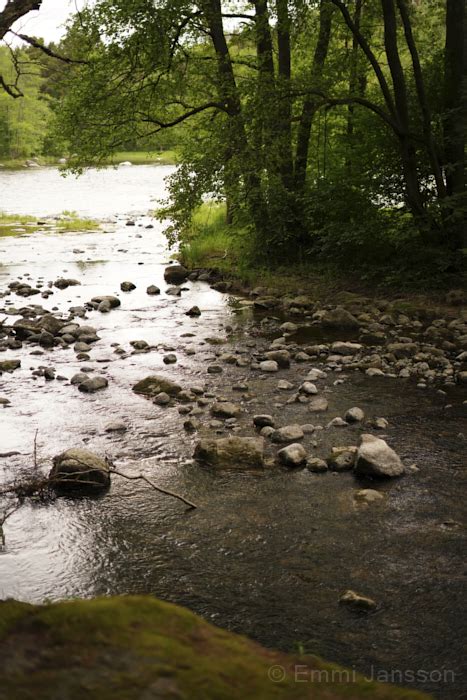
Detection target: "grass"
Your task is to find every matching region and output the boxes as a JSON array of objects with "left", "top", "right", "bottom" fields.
[
  {"left": 0, "top": 210, "right": 99, "bottom": 236},
  {"left": 0, "top": 150, "right": 178, "bottom": 170}
]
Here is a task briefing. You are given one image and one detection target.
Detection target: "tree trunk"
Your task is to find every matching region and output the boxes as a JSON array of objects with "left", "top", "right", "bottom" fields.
[
  {"left": 294, "top": 0, "right": 334, "bottom": 191},
  {"left": 443, "top": 0, "right": 466, "bottom": 247}
]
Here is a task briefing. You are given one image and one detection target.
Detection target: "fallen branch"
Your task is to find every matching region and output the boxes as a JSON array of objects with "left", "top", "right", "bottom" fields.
[{"left": 109, "top": 469, "right": 197, "bottom": 510}]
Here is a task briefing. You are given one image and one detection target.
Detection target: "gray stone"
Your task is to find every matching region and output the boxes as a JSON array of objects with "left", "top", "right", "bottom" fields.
[
  {"left": 306, "top": 458, "right": 328, "bottom": 473},
  {"left": 186, "top": 306, "right": 201, "bottom": 317},
  {"left": 299, "top": 382, "right": 318, "bottom": 395},
  {"left": 211, "top": 402, "right": 241, "bottom": 419},
  {"left": 277, "top": 443, "right": 307, "bottom": 467},
  {"left": 345, "top": 407, "right": 365, "bottom": 423},
  {"left": 322, "top": 307, "right": 360, "bottom": 330},
  {"left": 133, "top": 375, "right": 182, "bottom": 397},
  {"left": 355, "top": 434, "right": 405, "bottom": 478},
  {"left": 147, "top": 285, "right": 160, "bottom": 295},
  {"left": 120, "top": 281, "right": 136, "bottom": 292},
  {"left": 91, "top": 295, "right": 121, "bottom": 309},
  {"left": 105, "top": 421, "right": 127, "bottom": 432},
  {"left": 265, "top": 350, "right": 291, "bottom": 368},
  {"left": 271, "top": 425, "right": 304, "bottom": 443},
  {"left": 0, "top": 359, "right": 21, "bottom": 372},
  {"left": 163, "top": 353, "right": 177, "bottom": 364},
  {"left": 354, "top": 489, "right": 384, "bottom": 505},
  {"left": 308, "top": 396, "right": 329, "bottom": 413},
  {"left": 253, "top": 414, "right": 275, "bottom": 428},
  {"left": 259, "top": 360, "right": 279, "bottom": 373},
  {"left": 78, "top": 376, "right": 108, "bottom": 393}
]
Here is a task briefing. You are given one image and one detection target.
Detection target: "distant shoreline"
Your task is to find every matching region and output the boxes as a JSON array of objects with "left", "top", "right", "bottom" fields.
[{"left": 0, "top": 150, "right": 178, "bottom": 171}]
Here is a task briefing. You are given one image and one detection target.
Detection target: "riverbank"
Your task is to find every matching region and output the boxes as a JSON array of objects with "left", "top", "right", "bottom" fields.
[
  {"left": 0, "top": 596, "right": 429, "bottom": 700},
  {"left": 0, "top": 149, "right": 178, "bottom": 170}
]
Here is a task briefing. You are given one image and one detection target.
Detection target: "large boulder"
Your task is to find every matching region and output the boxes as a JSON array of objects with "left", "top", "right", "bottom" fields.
[
  {"left": 90, "top": 295, "right": 121, "bottom": 309},
  {"left": 194, "top": 437, "right": 264, "bottom": 469},
  {"left": 133, "top": 375, "right": 182, "bottom": 397},
  {"left": 355, "top": 434, "right": 405, "bottom": 478},
  {"left": 164, "top": 264, "right": 189, "bottom": 285},
  {"left": 321, "top": 307, "right": 360, "bottom": 330},
  {"left": 49, "top": 448, "right": 111, "bottom": 493}
]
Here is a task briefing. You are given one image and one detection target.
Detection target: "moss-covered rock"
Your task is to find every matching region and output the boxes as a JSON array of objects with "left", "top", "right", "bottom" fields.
[{"left": 0, "top": 595, "right": 430, "bottom": 700}]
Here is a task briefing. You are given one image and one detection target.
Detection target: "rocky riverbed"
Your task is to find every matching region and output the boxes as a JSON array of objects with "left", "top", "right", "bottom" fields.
[{"left": 0, "top": 214, "right": 466, "bottom": 699}]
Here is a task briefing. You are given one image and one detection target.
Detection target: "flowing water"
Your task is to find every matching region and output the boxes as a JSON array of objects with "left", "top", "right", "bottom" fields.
[{"left": 0, "top": 166, "right": 466, "bottom": 699}]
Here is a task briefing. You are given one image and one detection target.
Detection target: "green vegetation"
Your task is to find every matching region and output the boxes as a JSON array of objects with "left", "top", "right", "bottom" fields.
[
  {"left": 0, "top": 211, "right": 99, "bottom": 236},
  {"left": 0, "top": 595, "right": 430, "bottom": 700}
]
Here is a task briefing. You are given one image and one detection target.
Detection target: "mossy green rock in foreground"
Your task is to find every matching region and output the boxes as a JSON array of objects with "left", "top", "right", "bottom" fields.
[{"left": 0, "top": 596, "right": 430, "bottom": 700}]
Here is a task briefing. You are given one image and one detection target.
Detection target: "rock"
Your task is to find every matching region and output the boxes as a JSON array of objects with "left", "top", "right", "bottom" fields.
[
  {"left": 70, "top": 372, "right": 89, "bottom": 385},
  {"left": 166, "top": 286, "right": 182, "bottom": 296},
  {"left": 207, "top": 364, "right": 223, "bottom": 374},
  {"left": 105, "top": 421, "right": 127, "bottom": 433},
  {"left": 322, "top": 307, "right": 360, "bottom": 330},
  {"left": 146, "top": 285, "right": 160, "bottom": 295},
  {"left": 265, "top": 350, "right": 291, "bottom": 368},
  {"left": 253, "top": 415, "right": 275, "bottom": 429},
  {"left": 120, "top": 281, "right": 136, "bottom": 292},
  {"left": 387, "top": 342, "right": 418, "bottom": 359},
  {"left": 354, "top": 489, "right": 384, "bottom": 505},
  {"left": 259, "top": 360, "right": 279, "bottom": 373},
  {"left": 0, "top": 397, "right": 11, "bottom": 406},
  {"left": 279, "top": 322, "right": 298, "bottom": 333},
  {"left": 49, "top": 448, "right": 111, "bottom": 493},
  {"left": 37, "top": 314, "right": 63, "bottom": 335},
  {"left": 186, "top": 306, "right": 201, "bottom": 317},
  {"left": 299, "top": 382, "right": 318, "bottom": 395},
  {"left": 164, "top": 264, "right": 188, "bottom": 285},
  {"left": 277, "top": 380, "right": 294, "bottom": 390},
  {"left": 74, "top": 341, "right": 91, "bottom": 353},
  {"left": 133, "top": 375, "right": 182, "bottom": 397},
  {"left": 260, "top": 426, "right": 275, "bottom": 438},
  {"left": 308, "top": 396, "right": 328, "bottom": 413},
  {"left": 91, "top": 295, "right": 121, "bottom": 309},
  {"left": 163, "top": 353, "right": 177, "bottom": 364},
  {"left": 339, "top": 590, "right": 377, "bottom": 612},
  {"left": 0, "top": 359, "right": 21, "bottom": 372},
  {"left": 184, "top": 419, "right": 200, "bottom": 432},
  {"left": 327, "top": 450, "right": 356, "bottom": 472},
  {"left": 306, "top": 458, "right": 328, "bottom": 473},
  {"left": 327, "top": 417, "right": 348, "bottom": 428},
  {"left": 366, "top": 367, "right": 384, "bottom": 377},
  {"left": 130, "top": 340, "right": 149, "bottom": 351},
  {"left": 211, "top": 402, "right": 241, "bottom": 419},
  {"left": 271, "top": 425, "right": 304, "bottom": 443},
  {"left": 277, "top": 443, "right": 307, "bottom": 467},
  {"left": 54, "top": 278, "right": 80, "bottom": 290},
  {"left": 370, "top": 417, "right": 389, "bottom": 430},
  {"left": 98, "top": 301, "right": 111, "bottom": 313},
  {"left": 355, "top": 434, "right": 405, "bottom": 478},
  {"left": 78, "top": 376, "right": 108, "bottom": 393},
  {"left": 194, "top": 436, "right": 264, "bottom": 469},
  {"left": 331, "top": 341, "right": 362, "bottom": 355},
  {"left": 345, "top": 407, "right": 365, "bottom": 423},
  {"left": 154, "top": 392, "right": 171, "bottom": 406},
  {"left": 446, "top": 289, "right": 465, "bottom": 306}
]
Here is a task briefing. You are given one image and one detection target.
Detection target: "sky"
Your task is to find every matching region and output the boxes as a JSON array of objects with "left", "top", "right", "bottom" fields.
[{"left": 1, "top": 0, "right": 86, "bottom": 43}]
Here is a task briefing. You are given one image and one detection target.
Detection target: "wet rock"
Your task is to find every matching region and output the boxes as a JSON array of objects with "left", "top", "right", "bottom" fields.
[
  {"left": 163, "top": 354, "right": 177, "bottom": 364},
  {"left": 146, "top": 285, "right": 161, "bottom": 295},
  {"left": 265, "top": 350, "right": 291, "bottom": 368},
  {"left": 259, "top": 360, "right": 279, "bottom": 373},
  {"left": 271, "top": 425, "right": 304, "bottom": 443},
  {"left": 260, "top": 426, "right": 275, "bottom": 438},
  {"left": 105, "top": 421, "right": 127, "bottom": 432},
  {"left": 0, "top": 397, "right": 11, "bottom": 406},
  {"left": 253, "top": 415, "right": 275, "bottom": 429},
  {"left": 164, "top": 264, "right": 189, "bottom": 285},
  {"left": 387, "top": 342, "right": 418, "bottom": 359},
  {"left": 446, "top": 289, "right": 465, "bottom": 306},
  {"left": 74, "top": 341, "right": 92, "bottom": 353},
  {"left": 345, "top": 407, "right": 365, "bottom": 423},
  {"left": 306, "top": 458, "right": 328, "bottom": 473},
  {"left": 37, "top": 314, "right": 63, "bottom": 335},
  {"left": 354, "top": 489, "right": 384, "bottom": 505},
  {"left": 308, "top": 396, "right": 329, "bottom": 413},
  {"left": 91, "top": 295, "right": 121, "bottom": 309},
  {"left": 327, "top": 417, "right": 348, "bottom": 428},
  {"left": 322, "top": 307, "right": 360, "bottom": 330},
  {"left": 98, "top": 301, "right": 111, "bottom": 313},
  {"left": 49, "top": 448, "right": 111, "bottom": 493},
  {"left": 120, "top": 281, "right": 136, "bottom": 292},
  {"left": 211, "top": 402, "right": 241, "bottom": 419},
  {"left": 186, "top": 305, "right": 201, "bottom": 317},
  {"left": 280, "top": 322, "right": 298, "bottom": 333},
  {"left": 194, "top": 436, "right": 264, "bottom": 469},
  {"left": 166, "top": 286, "right": 182, "bottom": 296},
  {"left": 133, "top": 375, "right": 182, "bottom": 397},
  {"left": 130, "top": 340, "right": 149, "bottom": 351},
  {"left": 370, "top": 417, "right": 389, "bottom": 430},
  {"left": 327, "top": 449, "right": 356, "bottom": 472},
  {"left": 154, "top": 392, "right": 171, "bottom": 406},
  {"left": 306, "top": 368, "right": 327, "bottom": 381},
  {"left": 70, "top": 372, "right": 89, "bottom": 385},
  {"left": 277, "top": 443, "right": 307, "bottom": 467},
  {"left": 366, "top": 367, "right": 384, "bottom": 377},
  {"left": 0, "top": 359, "right": 21, "bottom": 372},
  {"left": 78, "top": 376, "right": 108, "bottom": 393},
  {"left": 355, "top": 434, "right": 405, "bottom": 478},
  {"left": 184, "top": 419, "right": 200, "bottom": 432},
  {"left": 331, "top": 341, "right": 362, "bottom": 355},
  {"left": 207, "top": 365, "right": 223, "bottom": 374},
  {"left": 54, "top": 278, "right": 80, "bottom": 290},
  {"left": 339, "top": 590, "right": 377, "bottom": 612}
]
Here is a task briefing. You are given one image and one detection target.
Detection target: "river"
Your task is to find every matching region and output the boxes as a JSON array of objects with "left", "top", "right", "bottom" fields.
[{"left": 0, "top": 165, "right": 465, "bottom": 699}]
